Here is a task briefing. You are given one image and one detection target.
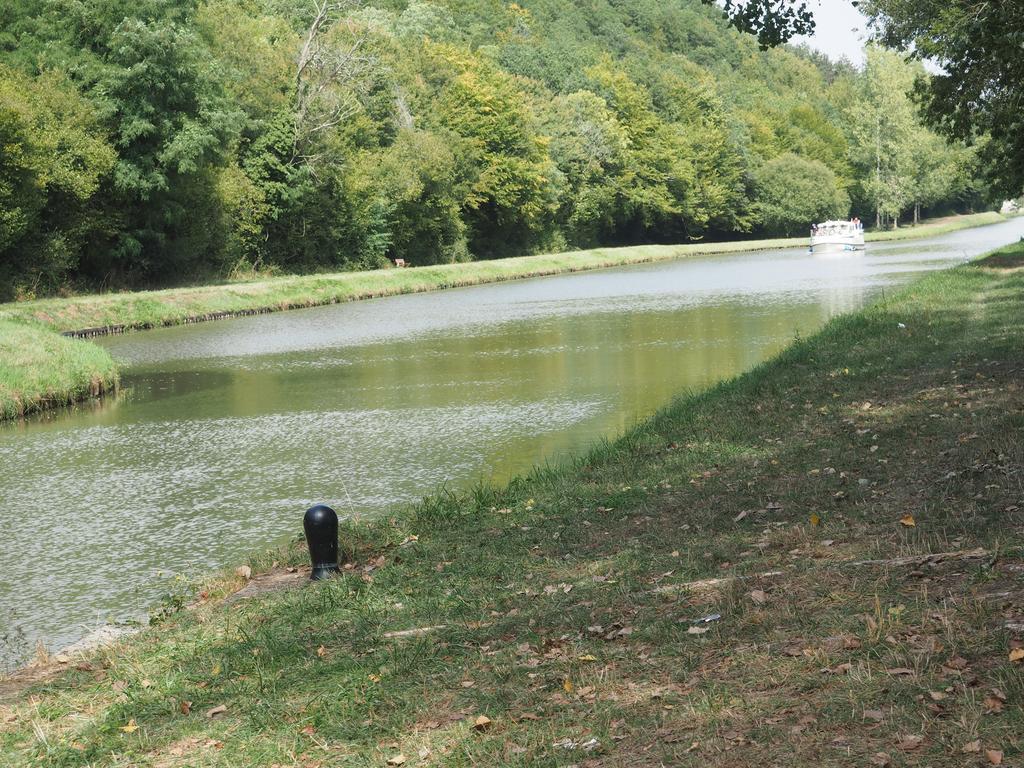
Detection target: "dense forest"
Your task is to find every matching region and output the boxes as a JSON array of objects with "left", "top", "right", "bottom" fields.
[{"left": 0, "top": 0, "right": 992, "bottom": 299}]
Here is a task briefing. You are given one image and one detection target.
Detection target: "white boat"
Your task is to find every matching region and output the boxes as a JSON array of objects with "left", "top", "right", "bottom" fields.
[{"left": 810, "top": 220, "right": 865, "bottom": 254}]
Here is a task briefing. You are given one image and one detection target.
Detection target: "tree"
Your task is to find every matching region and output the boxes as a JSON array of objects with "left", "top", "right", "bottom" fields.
[
  {"left": 427, "top": 45, "right": 560, "bottom": 257},
  {"left": 3, "top": 0, "right": 242, "bottom": 282},
  {"left": 293, "top": 0, "right": 375, "bottom": 173},
  {"left": 755, "top": 152, "right": 849, "bottom": 235},
  {"left": 907, "top": 128, "right": 967, "bottom": 224},
  {"left": 360, "top": 129, "right": 471, "bottom": 265},
  {"left": 702, "top": 0, "right": 815, "bottom": 49},
  {"left": 864, "top": 0, "right": 1024, "bottom": 195},
  {"left": 0, "top": 66, "right": 115, "bottom": 298},
  {"left": 541, "top": 90, "right": 629, "bottom": 244},
  {"left": 840, "top": 47, "right": 919, "bottom": 228}
]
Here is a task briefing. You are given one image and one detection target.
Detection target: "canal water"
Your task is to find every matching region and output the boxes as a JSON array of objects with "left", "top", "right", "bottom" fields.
[{"left": 2, "top": 218, "right": 1023, "bottom": 663}]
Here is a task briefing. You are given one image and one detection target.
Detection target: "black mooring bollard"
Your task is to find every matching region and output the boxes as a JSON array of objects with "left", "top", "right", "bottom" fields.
[{"left": 303, "top": 504, "right": 341, "bottom": 581}]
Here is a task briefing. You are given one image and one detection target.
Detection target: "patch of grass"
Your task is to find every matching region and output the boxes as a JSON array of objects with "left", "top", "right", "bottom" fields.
[
  {"left": 2, "top": 242, "right": 1023, "bottom": 765},
  {"left": 866, "top": 210, "right": 1005, "bottom": 242},
  {"left": 0, "top": 321, "right": 117, "bottom": 421}
]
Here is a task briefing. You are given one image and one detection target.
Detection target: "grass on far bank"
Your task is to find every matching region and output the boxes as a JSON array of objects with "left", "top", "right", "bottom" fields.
[
  {"left": 866, "top": 210, "right": 1005, "bottom": 242},
  {"left": 0, "top": 320, "right": 117, "bottom": 421},
  {"left": 0, "top": 211, "right": 1006, "bottom": 337},
  {"left": 2, "top": 241, "right": 1022, "bottom": 766}
]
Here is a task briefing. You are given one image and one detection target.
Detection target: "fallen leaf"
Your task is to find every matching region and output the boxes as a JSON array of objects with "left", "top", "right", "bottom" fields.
[
  {"left": 316, "top": 645, "right": 327, "bottom": 658},
  {"left": 749, "top": 589, "right": 768, "bottom": 605},
  {"left": 1010, "top": 648, "right": 1024, "bottom": 663},
  {"left": 577, "top": 654, "right": 598, "bottom": 662},
  {"left": 563, "top": 678, "right": 574, "bottom": 694},
  {"left": 235, "top": 565, "right": 252, "bottom": 580},
  {"left": 386, "top": 754, "right": 406, "bottom": 766},
  {"left": 896, "top": 734, "right": 923, "bottom": 751},
  {"left": 886, "top": 667, "right": 915, "bottom": 676},
  {"left": 300, "top": 725, "right": 316, "bottom": 736},
  {"left": 869, "top": 752, "right": 892, "bottom": 767},
  {"left": 986, "top": 749, "right": 1003, "bottom": 765},
  {"left": 984, "top": 695, "right": 1005, "bottom": 714},
  {"left": 120, "top": 719, "right": 139, "bottom": 734},
  {"left": 899, "top": 514, "right": 916, "bottom": 527},
  {"left": 473, "top": 715, "right": 493, "bottom": 731},
  {"left": 206, "top": 704, "right": 227, "bottom": 718},
  {"left": 140, "top": 679, "right": 153, "bottom": 689},
  {"left": 809, "top": 513, "right": 821, "bottom": 527},
  {"left": 179, "top": 700, "right": 192, "bottom": 715},
  {"left": 687, "top": 626, "right": 709, "bottom": 635},
  {"left": 864, "top": 709, "right": 884, "bottom": 722},
  {"left": 734, "top": 510, "right": 750, "bottom": 522},
  {"left": 962, "top": 740, "right": 982, "bottom": 753}
]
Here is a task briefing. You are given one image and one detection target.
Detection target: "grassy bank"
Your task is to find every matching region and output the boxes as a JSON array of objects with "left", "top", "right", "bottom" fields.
[
  {"left": 0, "top": 211, "right": 1005, "bottom": 423},
  {"left": 866, "top": 210, "right": 1005, "bottom": 241},
  {"left": 2, "top": 242, "right": 1022, "bottom": 765},
  {"left": 0, "top": 212, "right": 1005, "bottom": 336},
  {"left": 0, "top": 321, "right": 118, "bottom": 421}
]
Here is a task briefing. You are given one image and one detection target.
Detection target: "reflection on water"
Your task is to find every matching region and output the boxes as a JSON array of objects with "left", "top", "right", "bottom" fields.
[{"left": 2, "top": 218, "right": 1023, "bottom": 660}]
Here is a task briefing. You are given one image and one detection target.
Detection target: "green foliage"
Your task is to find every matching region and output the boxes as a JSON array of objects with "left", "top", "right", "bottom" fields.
[
  {"left": 0, "top": 66, "right": 115, "bottom": 299},
  {"left": 429, "top": 45, "right": 559, "bottom": 256},
  {"left": 866, "top": 0, "right": 1024, "bottom": 195},
  {"left": 0, "top": 0, "right": 992, "bottom": 295},
  {"left": 755, "top": 153, "right": 849, "bottom": 235},
  {"left": 361, "top": 129, "right": 471, "bottom": 265}
]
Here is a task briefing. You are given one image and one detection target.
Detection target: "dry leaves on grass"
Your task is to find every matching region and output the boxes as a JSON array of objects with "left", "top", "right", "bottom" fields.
[
  {"left": 206, "top": 704, "right": 227, "bottom": 718},
  {"left": 987, "top": 749, "right": 1004, "bottom": 765},
  {"left": 983, "top": 689, "right": 1007, "bottom": 714},
  {"left": 749, "top": 589, "right": 768, "bottom": 605},
  {"left": 886, "top": 667, "right": 915, "bottom": 677},
  {"left": 895, "top": 734, "right": 924, "bottom": 751},
  {"left": 899, "top": 514, "right": 916, "bottom": 527}
]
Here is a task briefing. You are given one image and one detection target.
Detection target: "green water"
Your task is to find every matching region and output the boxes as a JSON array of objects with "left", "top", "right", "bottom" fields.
[{"left": 2, "top": 217, "right": 1023, "bottom": 662}]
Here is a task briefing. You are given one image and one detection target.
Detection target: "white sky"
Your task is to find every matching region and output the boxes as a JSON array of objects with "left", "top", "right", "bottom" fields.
[{"left": 791, "top": 0, "right": 870, "bottom": 66}]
